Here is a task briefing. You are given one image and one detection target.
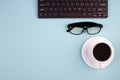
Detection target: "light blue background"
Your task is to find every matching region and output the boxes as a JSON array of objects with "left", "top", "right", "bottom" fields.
[{"left": 0, "top": 0, "right": 120, "bottom": 80}]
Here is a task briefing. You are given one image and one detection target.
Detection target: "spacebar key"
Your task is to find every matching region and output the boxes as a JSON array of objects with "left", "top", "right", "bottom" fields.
[{"left": 59, "top": 13, "right": 83, "bottom": 18}]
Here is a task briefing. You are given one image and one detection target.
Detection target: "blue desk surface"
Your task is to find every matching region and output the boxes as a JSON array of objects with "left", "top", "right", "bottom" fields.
[{"left": 0, "top": 0, "right": 120, "bottom": 80}]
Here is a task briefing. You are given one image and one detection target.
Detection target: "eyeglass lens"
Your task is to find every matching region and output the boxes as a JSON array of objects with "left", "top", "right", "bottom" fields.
[
  {"left": 70, "top": 27, "right": 83, "bottom": 34},
  {"left": 87, "top": 26, "right": 101, "bottom": 34}
]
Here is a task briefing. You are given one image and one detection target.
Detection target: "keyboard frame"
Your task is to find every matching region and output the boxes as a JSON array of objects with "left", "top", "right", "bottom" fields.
[{"left": 38, "top": 0, "right": 108, "bottom": 18}]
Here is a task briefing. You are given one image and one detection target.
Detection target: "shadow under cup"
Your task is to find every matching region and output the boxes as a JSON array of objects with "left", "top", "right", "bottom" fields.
[{"left": 93, "top": 43, "right": 111, "bottom": 62}]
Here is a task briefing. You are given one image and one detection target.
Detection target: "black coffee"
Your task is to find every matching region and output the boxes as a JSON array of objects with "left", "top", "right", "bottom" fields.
[{"left": 93, "top": 43, "right": 111, "bottom": 61}]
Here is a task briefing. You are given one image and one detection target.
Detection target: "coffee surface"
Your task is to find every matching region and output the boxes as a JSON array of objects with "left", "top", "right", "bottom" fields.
[{"left": 93, "top": 43, "right": 111, "bottom": 61}]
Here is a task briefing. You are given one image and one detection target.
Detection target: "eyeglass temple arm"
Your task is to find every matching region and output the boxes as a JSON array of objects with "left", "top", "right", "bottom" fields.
[{"left": 67, "top": 22, "right": 103, "bottom": 27}]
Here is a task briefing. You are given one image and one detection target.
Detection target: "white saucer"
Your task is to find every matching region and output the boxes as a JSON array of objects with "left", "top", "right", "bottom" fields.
[{"left": 82, "top": 36, "right": 114, "bottom": 69}]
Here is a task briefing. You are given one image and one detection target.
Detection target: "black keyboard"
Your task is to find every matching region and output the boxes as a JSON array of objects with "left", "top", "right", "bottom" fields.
[{"left": 38, "top": 0, "right": 108, "bottom": 18}]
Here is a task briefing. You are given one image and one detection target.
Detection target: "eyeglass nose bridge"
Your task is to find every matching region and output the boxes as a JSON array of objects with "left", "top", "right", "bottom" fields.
[
  {"left": 82, "top": 26, "right": 90, "bottom": 34},
  {"left": 83, "top": 26, "right": 88, "bottom": 30}
]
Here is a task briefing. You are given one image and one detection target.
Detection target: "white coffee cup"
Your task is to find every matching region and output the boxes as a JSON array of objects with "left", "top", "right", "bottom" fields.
[{"left": 82, "top": 36, "right": 114, "bottom": 69}]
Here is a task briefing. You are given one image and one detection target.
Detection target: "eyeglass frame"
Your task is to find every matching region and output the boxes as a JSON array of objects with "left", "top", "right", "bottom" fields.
[{"left": 66, "top": 22, "right": 103, "bottom": 35}]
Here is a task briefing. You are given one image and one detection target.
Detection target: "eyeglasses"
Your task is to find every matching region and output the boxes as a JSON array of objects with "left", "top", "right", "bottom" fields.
[{"left": 66, "top": 22, "right": 103, "bottom": 35}]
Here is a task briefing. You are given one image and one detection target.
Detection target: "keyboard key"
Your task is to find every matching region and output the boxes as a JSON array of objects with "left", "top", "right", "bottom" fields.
[{"left": 100, "top": 3, "right": 107, "bottom": 7}]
